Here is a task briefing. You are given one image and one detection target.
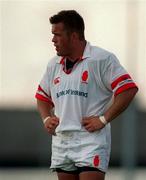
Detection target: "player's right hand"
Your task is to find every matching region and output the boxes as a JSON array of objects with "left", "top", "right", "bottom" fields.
[{"left": 44, "top": 116, "right": 59, "bottom": 135}]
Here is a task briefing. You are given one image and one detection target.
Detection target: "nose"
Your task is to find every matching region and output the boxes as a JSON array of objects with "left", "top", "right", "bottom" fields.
[{"left": 52, "top": 35, "right": 56, "bottom": 43}]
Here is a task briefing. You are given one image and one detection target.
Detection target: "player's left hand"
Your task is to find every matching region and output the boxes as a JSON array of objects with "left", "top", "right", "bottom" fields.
[{"left": 82, "top": 116, "right": 105, "bottom": 132}]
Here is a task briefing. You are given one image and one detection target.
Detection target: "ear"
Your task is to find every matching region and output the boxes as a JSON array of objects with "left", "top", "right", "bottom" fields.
[{"left": 71, "top": 32, "right": 79, "bottom": 41}]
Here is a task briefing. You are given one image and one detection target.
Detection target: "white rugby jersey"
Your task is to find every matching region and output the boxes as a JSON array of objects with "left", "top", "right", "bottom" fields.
[{"left": 35, "top": 42, "right": 137, "bottom": 133}]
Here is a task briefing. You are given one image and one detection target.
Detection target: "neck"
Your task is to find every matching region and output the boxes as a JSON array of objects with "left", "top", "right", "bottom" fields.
[{"left": 66, "top": 40, "right": 86, "bottom": 62}]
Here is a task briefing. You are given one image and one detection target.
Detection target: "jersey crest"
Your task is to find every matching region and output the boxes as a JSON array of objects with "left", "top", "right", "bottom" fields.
[
  {"left": 54, "top": 77, "right": 60, "bottom": 85},
  {"left": 81, "top": 70, "right": 88, "bottom": 84}
]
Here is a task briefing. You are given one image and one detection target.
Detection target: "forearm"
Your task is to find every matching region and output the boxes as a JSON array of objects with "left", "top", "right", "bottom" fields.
[
  {"left": 37, "top": 99, "right": 54, "bottom": 120},
  {"left": 104, "top": 87, "right": 138, "bottom": 123},
  {"left": 36, "top": 99, "right": 59, "bottom": 135}
]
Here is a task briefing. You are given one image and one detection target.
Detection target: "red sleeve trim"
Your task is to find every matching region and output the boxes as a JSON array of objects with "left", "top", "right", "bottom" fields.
[
  {"left": 111, "top": 74, "right": 131, "bottom": 90},
  {"left": 35, "top": 93, "right": 54, "bottom": 107},
  {"left": 38, "top": 85, "right": 49, "bottom": 97},
  {"left": 60, "top": 57, "right": 65, "bottom": 65},
  {"left": 114, "top": 83, "right": 138, "bottom": 96}
]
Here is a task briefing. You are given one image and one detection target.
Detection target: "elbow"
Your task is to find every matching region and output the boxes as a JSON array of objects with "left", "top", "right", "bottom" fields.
[
  {"left": 115, "top": 87, "right": 139, "bottom": 101},
  {"left": 132, "top": 87, "right": 139, "bottom": 96}
]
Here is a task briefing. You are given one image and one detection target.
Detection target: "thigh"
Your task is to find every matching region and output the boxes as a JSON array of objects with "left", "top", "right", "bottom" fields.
[
  {"left": 79, "top": 171, "right": 105, "bottom": 180},
  {"left": 75, "top": 127, "right": 111, "bottom": 173},
  {"left": 57, "top": 172, "right": 79, "bottom": 180},
  {"left": 51, "top": 134, "right": 77, "bottom": 172}
]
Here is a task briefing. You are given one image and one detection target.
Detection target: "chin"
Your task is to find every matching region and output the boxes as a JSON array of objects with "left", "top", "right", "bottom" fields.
[
  {"left": 57, "top": 51, "right": 66, "bottom": 57},
  {"left": 57, "top": 52, "right": 62, "bottom": 56}
]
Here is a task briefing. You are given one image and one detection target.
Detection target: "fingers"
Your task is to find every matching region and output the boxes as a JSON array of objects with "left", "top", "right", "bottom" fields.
[
  {"left": 47, "top": 128, "right": 56, "bottom": 136},
  {"left": 44, "top": 116, "right": 59, "bottom": 135},
  {"left": 50, "top": 118, "right": 59, "bottom": 126},
  {"left": 85, "top": 127, "right": 95, "bottom": 132},
  {"left": 82, "top": 119, "right": 89, "bottom": 126},
  {"left": 82, "top": 116, "right": 93, "bottom": 125},
  {"left": 82, "top": 116, "right": 104, "bottom": 132},
  {"left": 83, "top": 124, "right": 94, "bottom": 132},
  {"left": 82, "top": 117, "right": 93, "bottom": 132},
  {"left": 82, "top": 120, "right": 96, "bottom": 132},
  {"left": 45, "top": 117, "right": 59, "bottom": 126}
]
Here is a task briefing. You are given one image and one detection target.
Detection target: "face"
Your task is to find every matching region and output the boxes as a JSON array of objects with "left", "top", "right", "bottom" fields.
[{"left": 51, "top": 22, "right": 73, "bottom": 56}]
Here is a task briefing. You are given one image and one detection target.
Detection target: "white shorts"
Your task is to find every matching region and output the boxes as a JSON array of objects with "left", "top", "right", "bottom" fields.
[{"left": 50, "top": 124, "right": 111, "bottom": 173}]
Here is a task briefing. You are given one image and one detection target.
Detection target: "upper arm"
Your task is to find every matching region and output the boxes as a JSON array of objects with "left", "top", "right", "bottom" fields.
[
  {"left": 35, "top": 66, "right": 54, "bottom": 107},
  {"left": 102, "top": 54, "right": 138, "bottom": 97},
  {"left": 115, "top": 87, "right": 138, "bottom": 102}
]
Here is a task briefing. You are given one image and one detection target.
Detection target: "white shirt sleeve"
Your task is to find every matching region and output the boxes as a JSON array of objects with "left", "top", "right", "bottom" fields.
[
  {"left": 101, "top": 54, "right": 138, "bottom": 96},
  {"left": 35, "top": 65, "right": 54, "bottom": 106}
]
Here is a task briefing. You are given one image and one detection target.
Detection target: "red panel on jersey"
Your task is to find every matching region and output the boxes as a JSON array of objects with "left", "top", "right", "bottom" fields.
[
  {"left": 114, "top": 83, "right": 138, "bottom": 96},
  {"left": 38, "top": 85, "right": 49, "bottom": 97},
  {"left": 35, "top": 85, "right": 54, "bottom": 106},
  {"left": 93, "top": 155, "right": 100, "bottom": 167},
  {"left": 111, "top": 74, "right": 131, "bottom": 90}
]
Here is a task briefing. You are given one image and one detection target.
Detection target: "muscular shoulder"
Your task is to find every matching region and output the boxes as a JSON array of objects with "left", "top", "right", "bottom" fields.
[
  {"left": 90, "top": 45, "right": 114, "bottom": 62},
  {"left": 47, "top": 56, "right": 60, "bottom": 68},
  {"left": 43, "top": 56, "right": 61, "bottom": 77},
  {"left": 87, "top": 44, "right": 121, "bottom": 74},
  {"left": 47, "top": 56, "right": 61, "bottom": 72}
]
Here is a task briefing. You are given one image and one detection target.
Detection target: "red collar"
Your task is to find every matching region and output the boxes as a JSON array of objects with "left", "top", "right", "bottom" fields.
[
  {"left": 59, "top": 56, "right": 83, "bottom": 65},
  {"left": 59, "top": 57, "right": 83, "bottom": 74}
]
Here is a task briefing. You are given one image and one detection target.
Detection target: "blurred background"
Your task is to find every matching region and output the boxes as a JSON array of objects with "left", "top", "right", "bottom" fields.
[{"left": 0, "top": 0, "right": 146, "bottom": 179}]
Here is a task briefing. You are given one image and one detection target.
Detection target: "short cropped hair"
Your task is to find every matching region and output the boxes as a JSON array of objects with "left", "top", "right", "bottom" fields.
[{"left": 49, "top": 10, "right": 85, "bottom": 40}]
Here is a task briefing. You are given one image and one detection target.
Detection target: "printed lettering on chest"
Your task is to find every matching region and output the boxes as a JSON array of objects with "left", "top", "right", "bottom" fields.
[{"left": 51, "top": 68, "right": 90, "bottom": 100}]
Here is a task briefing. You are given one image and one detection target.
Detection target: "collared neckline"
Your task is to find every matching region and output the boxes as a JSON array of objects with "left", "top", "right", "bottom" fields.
[
  {"left": 58, "top": 41, "right": 91, "bottom": 65},
  {"left": 82, "top": 41, "right": 91, "bottom": 59}
]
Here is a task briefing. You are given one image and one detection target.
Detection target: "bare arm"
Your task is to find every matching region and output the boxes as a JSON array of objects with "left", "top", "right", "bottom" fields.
[
  {"left": 37, "top": 99, "right": 59, "bottom": 135},
  {"left": 37, "top": 99, "right": 54, "bottom": 119},
  {"left": 104, "top": 87, "right": 138, "bottom": 122},
  {"left": 82, "top": 87, "right": 138, "bottom": 132}
]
